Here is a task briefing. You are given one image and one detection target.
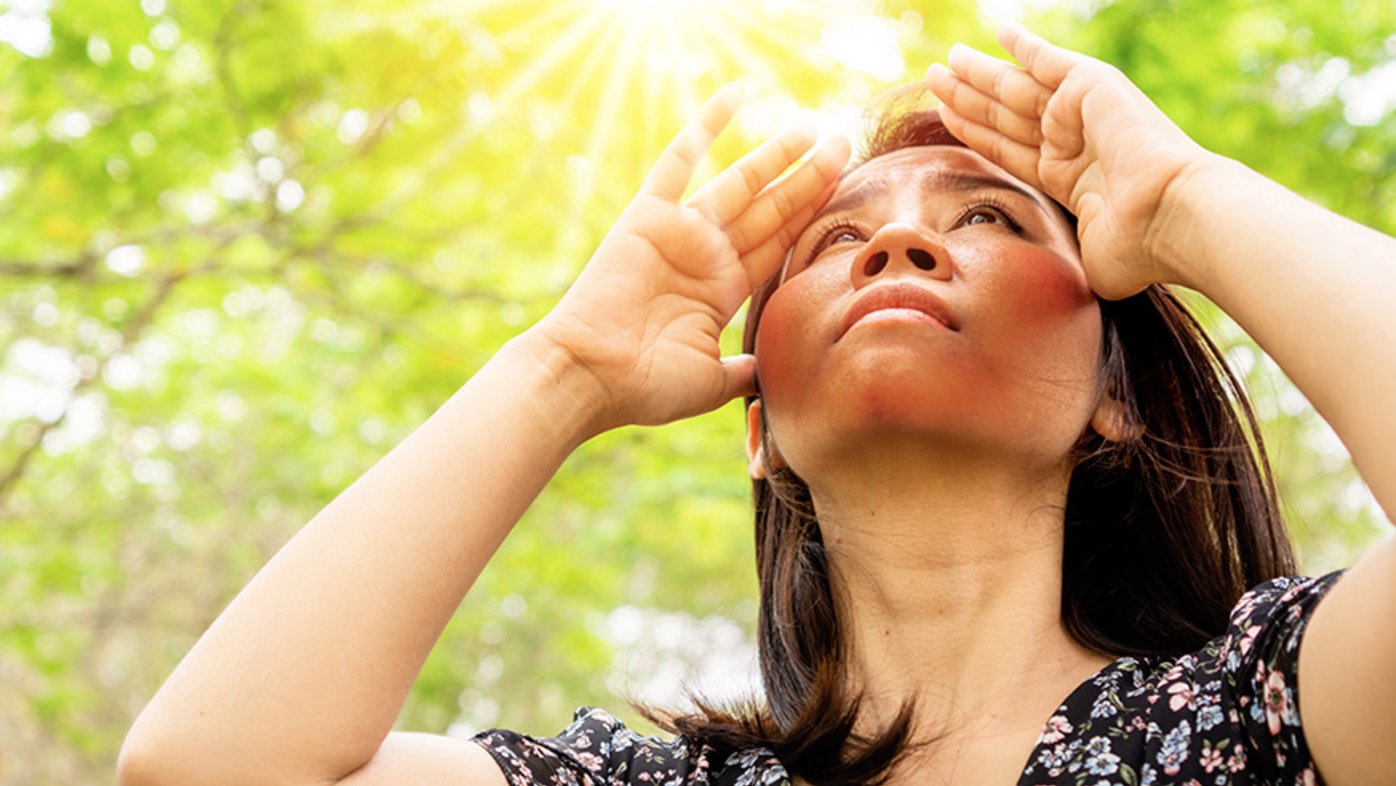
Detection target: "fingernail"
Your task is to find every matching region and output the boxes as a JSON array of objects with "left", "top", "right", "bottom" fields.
[{"left": 925, "top": 62, "right": 950, "bottom": 81}]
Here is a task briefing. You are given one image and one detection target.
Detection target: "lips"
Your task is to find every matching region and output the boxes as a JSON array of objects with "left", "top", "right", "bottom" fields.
[{"left": 839, "top": 282, "right": 959, "bottom": 339}]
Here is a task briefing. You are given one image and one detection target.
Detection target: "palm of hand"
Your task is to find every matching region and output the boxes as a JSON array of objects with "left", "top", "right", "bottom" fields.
[
  {"left": 549, "top": 198, "right": 748, "bottom": 427},
  {"left": 929, "top": 25, "right": 1208, "bottom": 300},
  {"left": 1038, "top": 66, "right": 1205, "bottom": 299},
  {"left": 529, "top": 88, "right": 850, "bottom": 434}
]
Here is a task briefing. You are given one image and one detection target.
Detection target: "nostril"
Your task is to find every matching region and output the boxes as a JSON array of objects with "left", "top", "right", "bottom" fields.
[
  {"left": 907, "top": 248, "right": 936, "bottom": 271},
  {"left": 864, "top": 251, "right": 889, "bottom": 277}
]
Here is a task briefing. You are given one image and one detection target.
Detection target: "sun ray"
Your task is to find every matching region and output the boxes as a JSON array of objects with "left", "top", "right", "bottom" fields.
[
  {"left": 494, "top": 0, "right": 593, "bottom": 50},
  {"left": 351, "top": 5, "right": 613, "bottom": 222},
  {"left": 666, "top": 12, "right": 706, "bottom": 121},
  {"left": 477, "top": 17, "right": 628, "bottom": 214},
  {"left": 689, "top": 7, "right": 785, "bottom": 98},
  {"left": 557, "top": 14, "right": 646, "bottom": 259},
  {"left": 488, "top": 8, "right": 614, "bottom": 108},
  {"left": 707, "top": 0, "right": 820, "bottom": 88},
  {"left": 410, "top": 0, "right": 552, "bottom": 26}
]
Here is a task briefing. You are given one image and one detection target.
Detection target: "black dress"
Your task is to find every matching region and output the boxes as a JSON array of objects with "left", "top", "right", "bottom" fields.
[{"left": 471, "top": 569, "right": 1345, "bottom": 785}]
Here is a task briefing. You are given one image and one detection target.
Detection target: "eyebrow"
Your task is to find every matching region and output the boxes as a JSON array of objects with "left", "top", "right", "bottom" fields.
[
  {"left": 818, "top": 170, "right": 1051, "bottom": 218},
  {"left": 930, "top": 172, "right": 1051, "bottom": 215}
]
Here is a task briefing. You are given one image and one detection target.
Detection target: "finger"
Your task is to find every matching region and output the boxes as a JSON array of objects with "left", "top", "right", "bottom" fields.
[
  {"left": 639, "top": 85, "right": 742, "bottom": 201},
  {"left": 926, "top": 63, "right": 1043, "bottom": 148},
  {"left": 725, "top": 134, "right": 851, "bottom": 256},
  {"left": 719, "top": 354, "right": 758, "bottom": 402},
  {"left": 942, "top": 44, "right": 1054, "bottom": 119},
  {"left": 687, "top": 120, "right": 818, "bottom": 226},
  {"left": 739, "top": 182, "right": 832, "bottom": 289},
  {"left": 936, "top": 103, "right": 1045, "bottom": 193},
  {"left": 997, "top": 22, "right": 1089, "bottom": 90}
]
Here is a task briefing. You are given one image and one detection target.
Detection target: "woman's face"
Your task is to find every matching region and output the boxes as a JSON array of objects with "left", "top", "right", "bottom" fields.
[{"left": 754, "top": 144, "right": 1104, "bottom": 478}]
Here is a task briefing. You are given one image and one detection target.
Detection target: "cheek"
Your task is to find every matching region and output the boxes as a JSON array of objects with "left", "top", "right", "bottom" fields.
[
  {"left": 980, "top": 243, "right": 1096, "bottom": 339},
  {"left": 995, "top": 241, "right": 1090, "bottom": 305},
  {"left": 753, "top": 286, "right": 815, "bottom": 407},
  {"left": 978, "top": 243, "right": 1102, "bottom": 395}
]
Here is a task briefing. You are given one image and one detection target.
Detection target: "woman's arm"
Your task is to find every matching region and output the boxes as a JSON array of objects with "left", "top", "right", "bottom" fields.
[
  {"left": 118, "top": 333, "right": 603, "bottom": 786},
  {"left": 118, "top": 88, "right": 850, "bottom": 786},
  {"left": 1145, "top": 141, "right": 1396, "bottom": 786},
  {"left": 928, "top": 23, "right": 1396, "bottom": 786},
  {"left": 1153, "top": 154, "right": 1396, "bottom": 524}
]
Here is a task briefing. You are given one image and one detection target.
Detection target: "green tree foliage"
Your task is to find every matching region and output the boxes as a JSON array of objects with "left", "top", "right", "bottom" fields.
[{"left": 1, "top": 0, "right": 1391, "bottom": 781}]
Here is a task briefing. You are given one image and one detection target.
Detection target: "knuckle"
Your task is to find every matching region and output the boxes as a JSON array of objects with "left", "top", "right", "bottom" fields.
[
  {"left": 740, "top": 164, "right": 763, "bottom": 198},
  {"left": 673, "top": 143, "right": 701, "bottom": 172},
  {"left": 992, "top": 67, "right": 1010, "bottom": 98},
  {"left": 772, "top": 188, "right": 796, "bottom": 222}
]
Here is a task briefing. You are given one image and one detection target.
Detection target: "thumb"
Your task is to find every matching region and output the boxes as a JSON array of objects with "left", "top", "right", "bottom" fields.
[{"left": 718, "top": 354, "right": 758, "bottom": 403}]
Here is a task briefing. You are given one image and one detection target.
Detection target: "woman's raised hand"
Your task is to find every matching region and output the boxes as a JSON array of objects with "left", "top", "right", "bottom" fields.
[
  {"left": 529, "top": 86, "right": 850, "bottom": 434},
  {"left": 926, "top": 24, "right": 1211, "bottom": 300}
]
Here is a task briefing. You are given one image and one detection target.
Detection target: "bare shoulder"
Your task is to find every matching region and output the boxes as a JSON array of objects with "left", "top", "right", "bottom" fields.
[
  {"left": 336, "top": 732, "right": 508, "bottom": 786},
  {"left": 1299, "top": 530, "right": 1396, "bottom": 786}
]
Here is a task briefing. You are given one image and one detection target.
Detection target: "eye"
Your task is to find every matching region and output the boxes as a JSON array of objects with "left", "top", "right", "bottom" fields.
[
  {"left": 959, "top": 205, "right": 1015, "bottom": 228},
  {"left": 952, "top": 196, "right": 1026, "bottom": 233},
  {"left": 814, "top": 222, "right": 863, "bottom": 252},
  {"left": 799, "top": 221, "right": 864, "bottom": 269}
]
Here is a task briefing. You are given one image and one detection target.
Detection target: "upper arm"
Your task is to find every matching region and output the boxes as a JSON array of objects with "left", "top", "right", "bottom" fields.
[
  {"left": 1299, "top": 530, "right": 1396, "bottom": 786},
  {"left": 335, "top": 733, "right": 508, "bottom": 786}
]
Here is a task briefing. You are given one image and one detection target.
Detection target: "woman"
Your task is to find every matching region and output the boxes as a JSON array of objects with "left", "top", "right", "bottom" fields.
[{"left": 119, "top": 24, "right": 1396, "bottom": 786}]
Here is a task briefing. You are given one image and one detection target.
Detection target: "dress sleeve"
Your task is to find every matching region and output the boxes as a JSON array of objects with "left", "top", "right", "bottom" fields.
[
  {"left": 469, "top": 706, "right": 695, "bottom": 786},
  {"left": 1218, "top": 569, "right": 1347, "bottom": 780}
]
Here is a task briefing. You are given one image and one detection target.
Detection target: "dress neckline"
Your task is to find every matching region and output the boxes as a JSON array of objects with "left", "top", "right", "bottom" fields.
[{"left": 1012, "top": 653, "right": 1144, "bottom": 785}]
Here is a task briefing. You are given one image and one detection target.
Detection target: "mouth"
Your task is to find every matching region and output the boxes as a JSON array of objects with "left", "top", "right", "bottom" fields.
[{"left": 839, "top": 282, "right": 959, "bottom": 340}]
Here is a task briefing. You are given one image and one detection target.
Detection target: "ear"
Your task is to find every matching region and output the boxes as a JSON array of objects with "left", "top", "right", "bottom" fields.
[
  {"left": 745, "top": 399, "right": 786, "bottom": 480},
  {"left": 1090, "top": 390, "right": 1145, "bottom": 443}
]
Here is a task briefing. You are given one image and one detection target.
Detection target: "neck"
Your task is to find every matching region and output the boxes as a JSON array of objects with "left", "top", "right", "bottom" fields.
[{"left": 802, "top": 440, "right": 1110, "bottom": 740}]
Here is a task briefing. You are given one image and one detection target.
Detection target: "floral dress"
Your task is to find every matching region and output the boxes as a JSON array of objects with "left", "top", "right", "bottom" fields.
[{"left": 470, "top": 570, "right": 1345, "bottom": 786}]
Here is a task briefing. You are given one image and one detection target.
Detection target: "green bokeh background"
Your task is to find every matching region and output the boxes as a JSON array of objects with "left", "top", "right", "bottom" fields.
[{"left": 2, "top": 0, "right": 1393, "bottom": 782}]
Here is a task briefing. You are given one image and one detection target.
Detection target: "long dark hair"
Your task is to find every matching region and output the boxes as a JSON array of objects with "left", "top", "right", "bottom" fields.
[{"left": 631, "top": 88, "right": 1298, "bottom": 786}]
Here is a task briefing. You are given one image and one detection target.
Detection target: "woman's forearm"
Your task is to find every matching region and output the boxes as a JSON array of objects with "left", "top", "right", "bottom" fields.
[
  {"left": 120, "top": 332, "right": 605, "bottom": 786},
  {"left": 1153, "top": 153, "right": 1396, "bottom": 524}
]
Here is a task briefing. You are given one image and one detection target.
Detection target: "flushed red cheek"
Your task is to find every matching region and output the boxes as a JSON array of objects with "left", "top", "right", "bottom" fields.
[
  {"left": 752, "top": 290, "right": 814, "bottom": 409},
  {"left": 975, "top": 244, "right": 1101, "bottom": 403},
  {"left": 982, "top": 244, "right": 1095, "bottom": 330}
]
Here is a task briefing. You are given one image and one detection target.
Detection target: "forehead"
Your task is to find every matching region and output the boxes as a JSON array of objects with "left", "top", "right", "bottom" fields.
[{"left": 831, "top": 145, "right": 1046, "bottom": 206}]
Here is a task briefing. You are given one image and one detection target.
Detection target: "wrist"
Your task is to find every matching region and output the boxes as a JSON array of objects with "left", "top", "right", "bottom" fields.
[
  {"left": 1143, "top": 151, "right": 1250, "bottom": 293},
  {"left": 500, "top": 328, "right": 616, "bottom": 446}
]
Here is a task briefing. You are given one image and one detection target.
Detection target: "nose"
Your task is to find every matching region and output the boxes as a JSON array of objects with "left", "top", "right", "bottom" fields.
[{"left": 850, "top": 222, "right": 952, "bottom": 288}]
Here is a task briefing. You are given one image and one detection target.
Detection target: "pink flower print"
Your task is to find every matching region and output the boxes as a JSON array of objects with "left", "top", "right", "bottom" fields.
[
  {"left": 1167, "top": 681, "right": 1198, "bottom": 712},
  {"left": 1200, "top": 744, "right": 1224, "bottom": 773},
  {"left": 1263, "top": 668, "right": 1289, "bottom": 735},
  {"left": 1301, "top": 764, "right": 1318, "bottom": 786},
  {"left": 1227, "top": 742, "right": 1247, "bottom": 772},
  {"left": 1279, "top": 582, "right": 1304, "bottom": 604},
  {"left": 1039, "top": 714, "right": 1073, "bottom": 744}
]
